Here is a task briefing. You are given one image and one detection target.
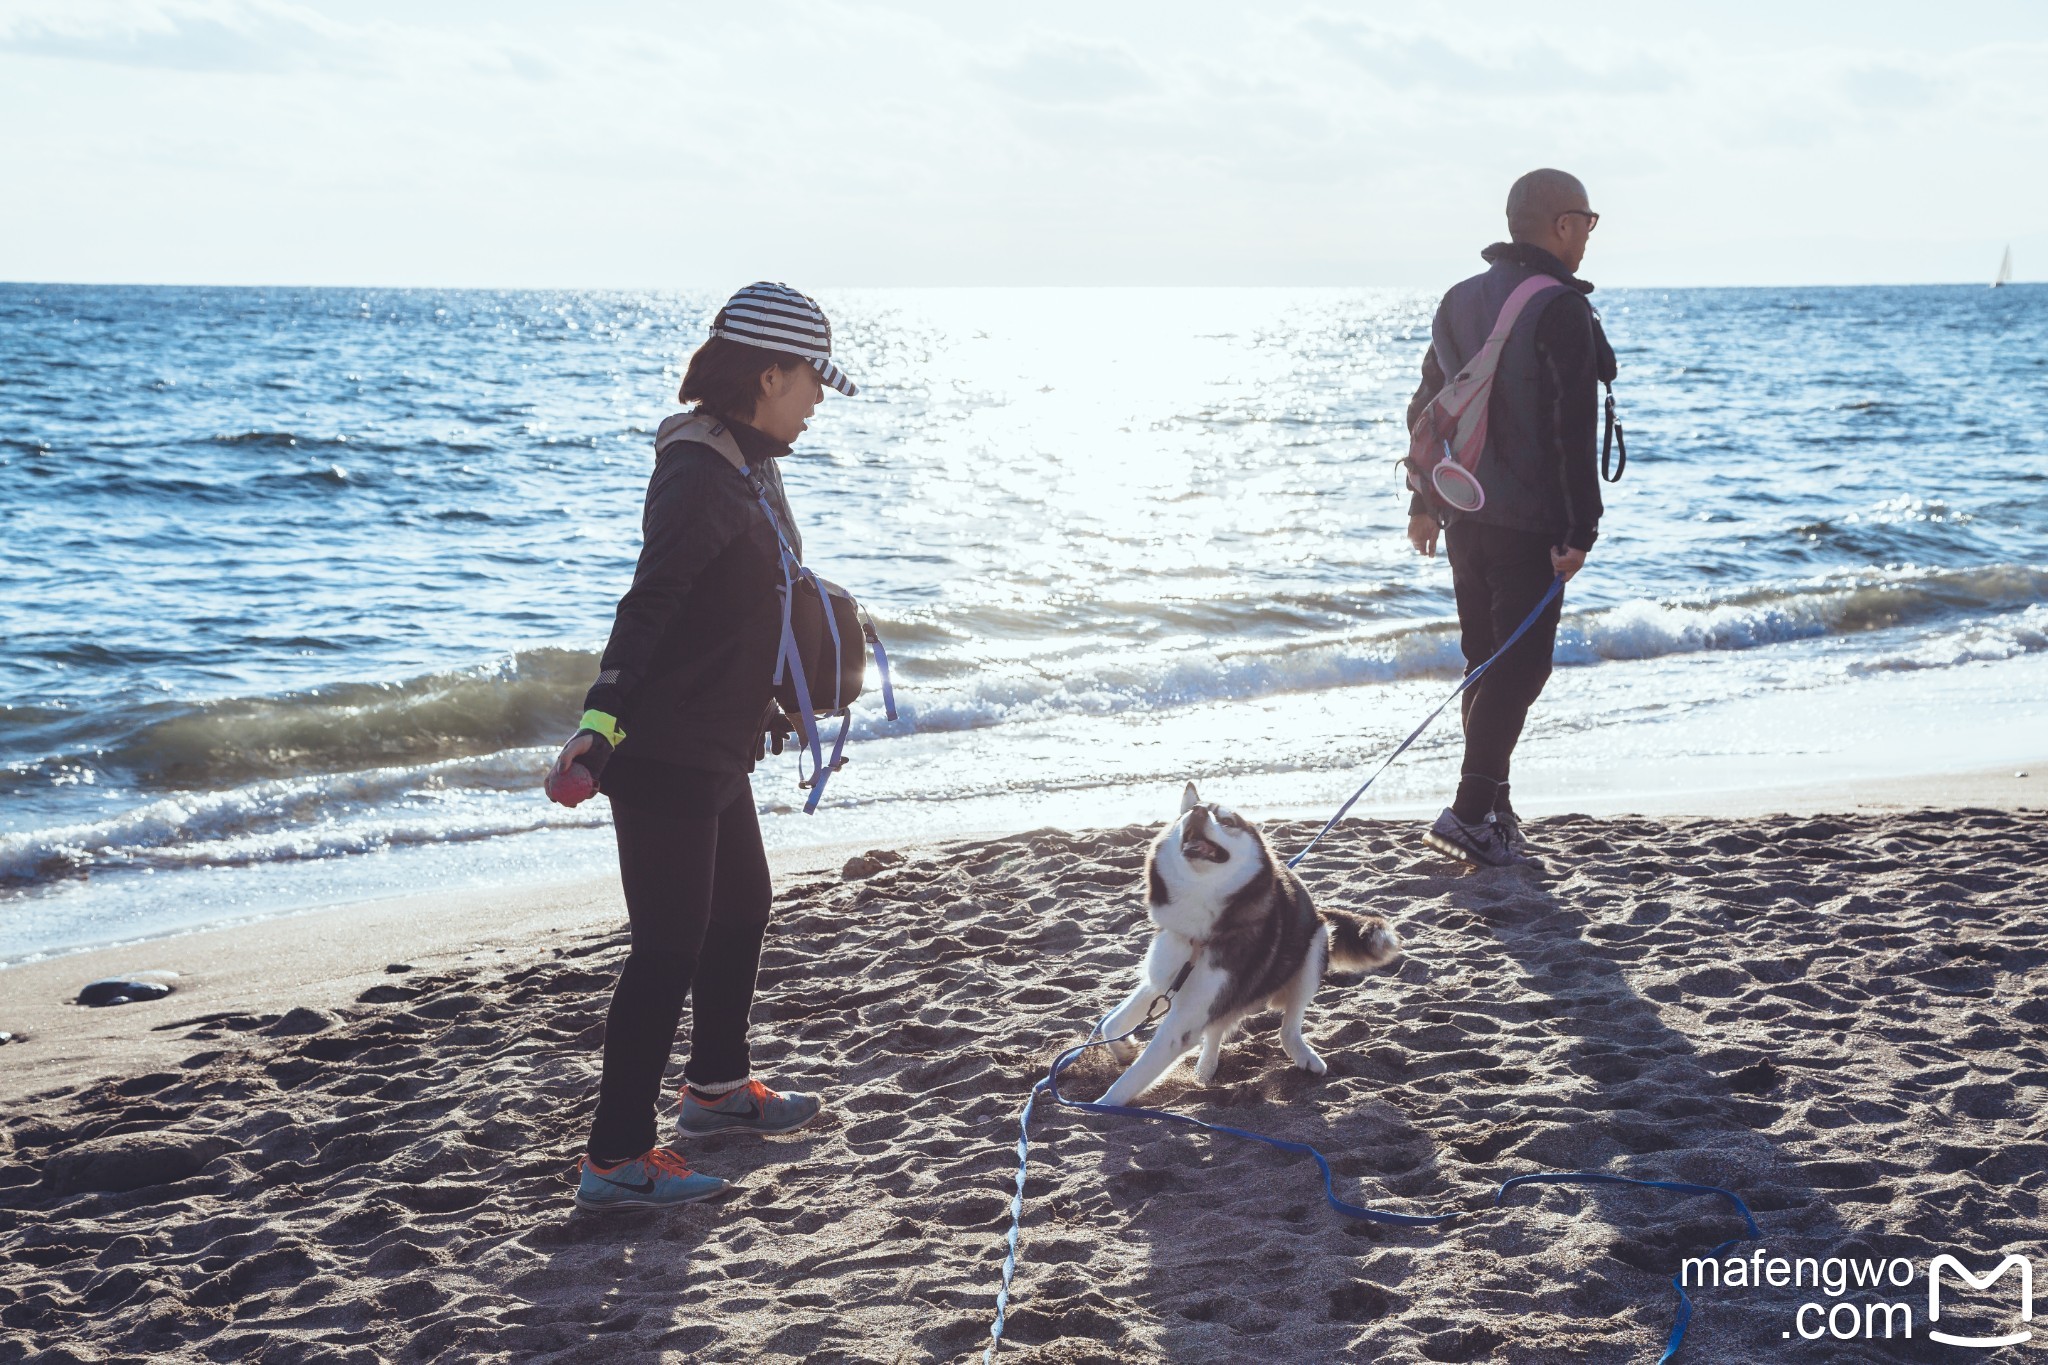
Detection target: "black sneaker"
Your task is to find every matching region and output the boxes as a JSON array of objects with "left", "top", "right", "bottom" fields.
[{"left": 1425, "top": 808, "right": 1519, "bottom": 868}]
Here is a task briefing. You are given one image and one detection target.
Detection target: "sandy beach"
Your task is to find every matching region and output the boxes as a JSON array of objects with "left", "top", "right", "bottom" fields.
[{"left": 3, "top": 772, "right": 2044, "bottom": 1363}]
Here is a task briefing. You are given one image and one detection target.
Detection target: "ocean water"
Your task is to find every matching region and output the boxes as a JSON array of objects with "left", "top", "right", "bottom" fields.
[{"left": 3, "top": 282, "right": 2045, "bottom": 962}]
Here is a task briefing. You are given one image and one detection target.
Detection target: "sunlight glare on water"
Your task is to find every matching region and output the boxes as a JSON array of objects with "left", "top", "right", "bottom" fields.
[{"left": 2, "top": 281, "right": 2045, "bottom": 958}]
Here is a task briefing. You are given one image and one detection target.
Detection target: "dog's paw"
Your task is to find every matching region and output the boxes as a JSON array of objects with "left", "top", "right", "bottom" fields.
[
  {"left": 1194, "top": 1055, "right": 1220, "bottom": 1085},
  {"left": 1290, "top": 1047, "right": 1327, "bottom": 1076},
  {"left": 1107, "top": 1039, "right": 1140, "bottom": 1064}
]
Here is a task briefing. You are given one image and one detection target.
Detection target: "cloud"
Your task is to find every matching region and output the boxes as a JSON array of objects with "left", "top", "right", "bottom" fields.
[
  {"left": 1299, "top": 14, "right": 1681, "bottom": 98},
  {"left": 1840, "top": 63, "right": 1939, "bottom": 111},
  {"left": 0, "top": 0, "right": 366, "bottom": 74},
  {"left": 3, "top": 3, "right": 2046, "bottom": 287},
  {"left": 978, "top": 38, "right": 1156, "bottom": 104}
]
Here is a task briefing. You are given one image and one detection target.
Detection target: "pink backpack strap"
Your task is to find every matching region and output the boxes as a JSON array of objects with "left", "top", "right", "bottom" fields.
[
  {"left": 1484, "top": 274, "right": 1566, "bottom": 349},
  {"left": 1416, "top": 273, "right": 1570, "bottom": 489}
]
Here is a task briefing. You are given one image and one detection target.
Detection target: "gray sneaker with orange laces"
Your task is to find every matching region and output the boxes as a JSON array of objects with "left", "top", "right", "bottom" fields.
[
  {"left": 574, "top": 1147, "right": 727, "bottom": 1213},
  {"left": 676, "top": 1078, "right": 825, "bottom": 1139}
]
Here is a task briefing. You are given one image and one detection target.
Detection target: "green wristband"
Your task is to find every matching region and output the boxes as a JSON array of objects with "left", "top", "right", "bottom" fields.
[{"left": 578, "top": 709, "right": 624, "bottom": 746}]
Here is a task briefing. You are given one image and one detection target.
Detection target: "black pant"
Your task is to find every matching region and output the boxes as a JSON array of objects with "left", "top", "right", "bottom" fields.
[
  {"left": 586, "top": 768, "right": 772, "bottom": 1161},
  {"left": 1446, "top": 521, "right": 1565, "bottom": 789}
]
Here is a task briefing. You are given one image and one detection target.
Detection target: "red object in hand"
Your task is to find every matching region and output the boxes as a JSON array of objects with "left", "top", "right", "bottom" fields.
[{"left": 545, "top": 760, "right": 599, "bottom": 807}]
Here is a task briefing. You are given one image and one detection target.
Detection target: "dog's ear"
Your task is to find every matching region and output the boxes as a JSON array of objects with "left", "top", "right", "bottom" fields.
[{"left": 1181, "top": 781, "right": 1201, "bottom": 814}]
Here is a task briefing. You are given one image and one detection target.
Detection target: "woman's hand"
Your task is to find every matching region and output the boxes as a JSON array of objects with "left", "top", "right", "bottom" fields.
[
  {"left": 1408, "top": 513, "right": 1440, "bottom": 557},
  {"left": 544, "top": 731, "right": 607, "bottom": 807}
]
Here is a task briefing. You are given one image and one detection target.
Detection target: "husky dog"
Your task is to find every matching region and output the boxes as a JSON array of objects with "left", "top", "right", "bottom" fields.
[{"left": 1097, "top": 783, "right": 1402, "bottom": 1107}]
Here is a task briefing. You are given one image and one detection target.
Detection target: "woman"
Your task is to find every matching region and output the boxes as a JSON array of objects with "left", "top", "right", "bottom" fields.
[{"left": 544, "top": 281, "right": 857, "bottom": 1212}]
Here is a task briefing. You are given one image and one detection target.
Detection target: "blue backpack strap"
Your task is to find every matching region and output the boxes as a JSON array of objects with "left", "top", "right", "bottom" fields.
[
  {"left": 801, "top": 567, "right": 848, "bottom": 710},
  {"left": 860, "top": 605, "right": 898, "bottom": 721},
  {"left": 775, "top": 556, "right": 825, "bottom": 789},
  {"left": 747, "top": 466, "right": 828, "bottom": 790},
  {"left": 795, "top": 565, "right": 852, "bottom": 811},
  {"left": 805, "top": 710, "right": 854, "bottom": 814}
]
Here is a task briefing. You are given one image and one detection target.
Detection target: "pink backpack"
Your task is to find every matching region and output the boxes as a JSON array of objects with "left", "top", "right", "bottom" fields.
[{"left": 1404, "top": 274, "right": 1562, "bottom": 514}]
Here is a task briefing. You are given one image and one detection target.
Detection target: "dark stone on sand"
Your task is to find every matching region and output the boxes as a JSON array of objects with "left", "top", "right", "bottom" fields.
[
  {"left": 842, "top": 848, "right": 906, "bottom": 880},
  {"left": 42, "top": 1130, "right": 230, "bottom": 1194},
  {"left": 262, "top": 1007, "right": 335, "bottom": 1036},
  {"left": 76, "top": 978, "right": 173, "bottom": 1008},
  {"left": 385, "top": 963, "right": 413, "bottom": 973},
  {"left": 1725, "top": 1059, "right": 1781, "bottom": 1094}
]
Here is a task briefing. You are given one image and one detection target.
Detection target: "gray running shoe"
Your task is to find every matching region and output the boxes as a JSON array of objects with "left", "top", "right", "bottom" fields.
[
  {"left": 676, "top": 1079, "right": 824, "bottom": 1138},
  {"left": 1425, "top": 808, "right": 1519, "bottom": 868},
  {"left": 574, "top": 1148, "right": 727, "bottom": 1213}
]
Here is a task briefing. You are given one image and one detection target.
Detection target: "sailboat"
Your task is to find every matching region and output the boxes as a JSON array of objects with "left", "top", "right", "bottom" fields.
[{"left": 1992, "top": 245, "right": 2013, "bottom": 288}]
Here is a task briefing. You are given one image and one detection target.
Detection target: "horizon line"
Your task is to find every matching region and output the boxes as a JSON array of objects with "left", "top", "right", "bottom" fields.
[{"left": 1, "top": 277, "right": 2035, "bottom": 293}]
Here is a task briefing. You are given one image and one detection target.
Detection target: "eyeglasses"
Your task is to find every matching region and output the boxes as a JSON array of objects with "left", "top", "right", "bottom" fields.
[{"left": 1559, "top": 209, "right": 1600, "bottom": 231}]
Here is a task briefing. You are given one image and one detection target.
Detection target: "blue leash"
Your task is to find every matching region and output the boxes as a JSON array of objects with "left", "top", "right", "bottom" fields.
[
  {"left": 1288, "top": 573, "right": 1564, "bottom": 869},
  {"left": 986, "top": 570, "right": 1763, "bottom": 1361},
  {"left": 987, "top": 1018, "right": 1760, "bottom": 1364}
]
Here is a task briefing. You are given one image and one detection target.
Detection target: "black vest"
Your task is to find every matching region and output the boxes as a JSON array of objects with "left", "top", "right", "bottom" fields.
[{"left": 1431, "top": 254, "right": 1610, "bottom": 537}]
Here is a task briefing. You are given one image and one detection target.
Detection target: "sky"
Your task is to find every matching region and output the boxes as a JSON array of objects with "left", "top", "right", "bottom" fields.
[{"left": 2, "top": 0, "right": 2045, "bottom": 288}]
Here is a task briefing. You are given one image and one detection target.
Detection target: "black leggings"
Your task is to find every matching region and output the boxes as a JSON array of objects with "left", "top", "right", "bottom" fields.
[
  {"left": 1446, "top": 521, "right": 1566, "bottom": 790},
  {"left": 586, "top": 768, "right": 772, "bottom": 1161}
]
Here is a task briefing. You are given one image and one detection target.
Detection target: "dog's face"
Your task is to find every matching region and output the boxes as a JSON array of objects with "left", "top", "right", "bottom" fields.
[{"left": 1150, "top": 781, "right": 1268, "bottom": 902}]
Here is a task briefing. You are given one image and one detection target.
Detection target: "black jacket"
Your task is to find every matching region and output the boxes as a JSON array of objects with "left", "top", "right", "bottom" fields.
[
  {"left": 1408, "top": 242, "right": 1614, "bottom": 551},
  {"left": 582, "top": 418, "right": 793, "bottom": 779}
]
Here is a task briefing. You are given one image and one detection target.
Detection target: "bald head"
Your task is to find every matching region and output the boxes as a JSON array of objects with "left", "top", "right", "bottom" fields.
[{"left": 1506, "top": 169, "right": 1589, "bottom": 243}]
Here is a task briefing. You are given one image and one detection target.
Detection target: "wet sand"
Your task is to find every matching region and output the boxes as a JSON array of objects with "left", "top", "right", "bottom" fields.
[{"left": 3, "top": 789, "right": 2045, "bottom": 1362}]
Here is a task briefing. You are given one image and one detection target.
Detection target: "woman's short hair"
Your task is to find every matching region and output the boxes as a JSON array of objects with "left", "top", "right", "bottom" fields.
[{"left": 678, "top": 336, "right": 804, "bottom": 421}]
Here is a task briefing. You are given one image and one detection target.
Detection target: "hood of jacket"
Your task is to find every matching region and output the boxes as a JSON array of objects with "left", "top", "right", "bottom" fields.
[{"left": 1481, "top": 241, "right": 1595, "bottom": 295}]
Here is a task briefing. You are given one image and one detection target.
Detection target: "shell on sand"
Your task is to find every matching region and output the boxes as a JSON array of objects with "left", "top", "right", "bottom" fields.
[{"left": 1, "top": 811, "right": 2043, "bottom": 1363}]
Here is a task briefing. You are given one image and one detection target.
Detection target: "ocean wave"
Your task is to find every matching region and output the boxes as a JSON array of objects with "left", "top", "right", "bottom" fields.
[
  {"left": 0, "top": 751, "right": 593, "bottom": 888},
  {"left": 8, "top": 564, "right": 2043, "bottom": 788},
  {"left": 859, "top": 562, "right": 2048, "bottom": 739},
  {"left": 1555, "top": 563, "right": 2048, "bottom": 665},
  {"left": 1845, "top": 603, "right": 2048, "bottom": 673},
  {"left": 5, "top": 648, "right": 598, "bottom": 791},
  {"left": 210, "top": 430, "right": 364, "bottom": 451}
]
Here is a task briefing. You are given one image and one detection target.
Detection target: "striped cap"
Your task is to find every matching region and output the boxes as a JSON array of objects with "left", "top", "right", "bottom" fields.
[{"left": 708, "top": 281, "right": 857, "bottom": 397}]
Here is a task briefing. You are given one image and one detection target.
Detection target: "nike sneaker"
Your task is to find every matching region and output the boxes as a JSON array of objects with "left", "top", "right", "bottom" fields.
[
  {"left": 574, "top": 1146, "right": 727, "bottom": 1213},
  {"left": 676, "top": 1078, "right": 824, "bottom": 1139}
]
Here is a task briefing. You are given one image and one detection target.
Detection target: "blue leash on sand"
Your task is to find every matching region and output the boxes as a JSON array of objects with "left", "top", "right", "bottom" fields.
[
  {"left": 1285, "top": 573, "right": 1565, "bottom": 869},
  {"left": 984, "top": 574, "right": 1762, "bottom": 1363},
  {"left": 986, "top": 1021, "right": 1760, "bottom": 1363}
]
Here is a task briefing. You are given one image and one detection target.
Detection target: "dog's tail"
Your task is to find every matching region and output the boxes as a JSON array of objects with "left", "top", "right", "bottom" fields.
[{"left": 1323, "top": 910, "right": 1401, "bottom": 971}]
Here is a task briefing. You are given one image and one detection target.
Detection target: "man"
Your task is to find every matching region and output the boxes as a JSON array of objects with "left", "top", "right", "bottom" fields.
[{"left": 1406, "top": 168, "right": 1616, "bottom": 867}]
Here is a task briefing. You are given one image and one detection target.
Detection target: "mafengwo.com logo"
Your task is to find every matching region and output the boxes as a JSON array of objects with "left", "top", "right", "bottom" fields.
[{"left": 1681, "top": 1247, "right": 2033, "bottom": 1347}]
